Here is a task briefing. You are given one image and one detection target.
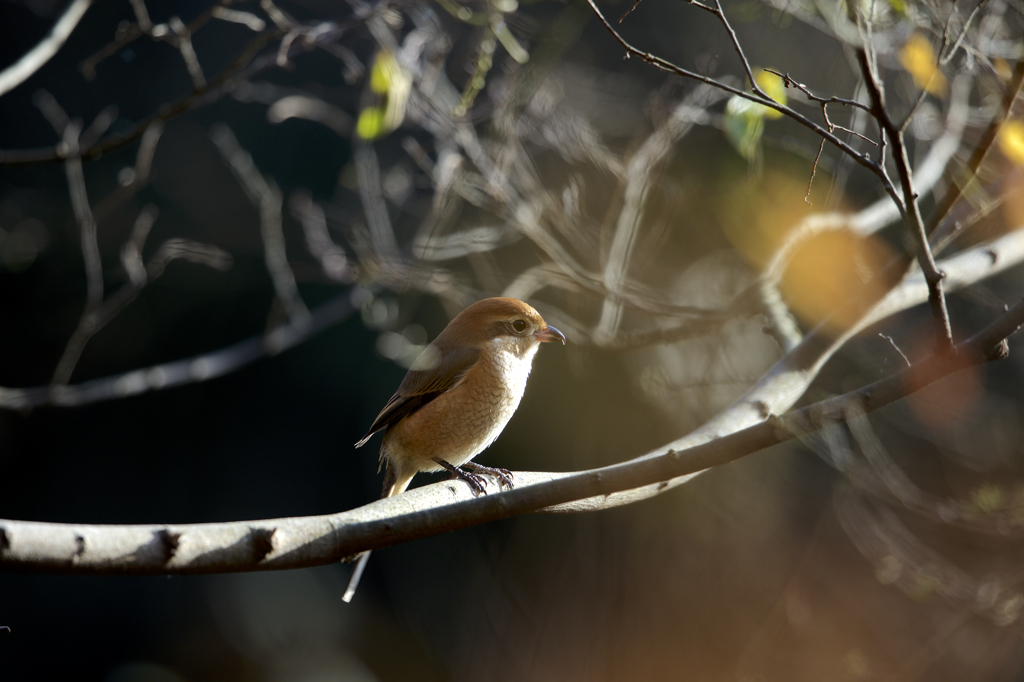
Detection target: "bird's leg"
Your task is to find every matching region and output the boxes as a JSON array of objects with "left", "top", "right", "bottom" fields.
[
  {"left": 461, "top": 461, "right": 514, "bottom": 490},
  {"left": 432, "top": 457, "right": 487, "bottom": 495}
]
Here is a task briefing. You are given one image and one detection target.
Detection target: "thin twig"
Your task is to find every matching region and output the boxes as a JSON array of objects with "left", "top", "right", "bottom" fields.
[
  {"left": 617, "top": 0, "right": 645, "bottom": 22},
  {"left": 763, "top": 69, "right": 873, "bottom": 115},
  {"left": 40, "top": 99, "right": 105, "bottom": 388},
  {"left": 805, "top": 139, "right": 825, "bottom": 204},
  {"left": 854, "top": 24, "right": 954, "bottom": 353},
  {"left": 927, "top": 56, "right": 1024, "bottom": 242},
  {"left": 0, "top": 3, "right": 409, "bottom": 166},
  {"left": 878, "top": 334, "right": 911, "bottom": 367},
  {"left": 582, "top": 0, "right": 904, "bottom": 211},
  {"left": 168, "top": 16, "right": 206, "bottom": 90}
]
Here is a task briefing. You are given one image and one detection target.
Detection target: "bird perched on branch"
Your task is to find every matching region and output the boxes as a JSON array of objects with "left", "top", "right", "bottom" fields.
[{"left": 343, "top": 297, "right": 565, "bottom": 602}]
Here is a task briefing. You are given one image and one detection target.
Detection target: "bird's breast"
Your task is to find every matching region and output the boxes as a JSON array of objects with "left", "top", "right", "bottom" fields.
[{"left": 382, "top": 339, "right": 540, "bottom": 472}]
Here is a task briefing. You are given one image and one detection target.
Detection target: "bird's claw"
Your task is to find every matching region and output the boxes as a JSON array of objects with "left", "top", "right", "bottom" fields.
[
  {"left": 461, "top": 461, "right": 515, "bottom": 490},
  {"left": 434, "top": 457, "right": 488, "bottom": 495},
  {"left": 442, "top": 469, "right": 486, "bottom": 495}
]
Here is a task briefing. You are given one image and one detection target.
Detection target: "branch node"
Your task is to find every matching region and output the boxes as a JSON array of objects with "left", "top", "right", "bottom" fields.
[
  {"left": 249, "top": 526, "right": 277, "bottom": 562},
  {"left": 754, "top": 400, "right": 771, "bottom": 419},
  {"left": 72, "top": 534, "right": 85, "bottom": 564},
  {"left": 765, "top": 412, "right": 787, "bottom": 438},
  {"left": 0, "top": 526, "right": 8, "bottom": 554},
  {"left": 985, "top": 339, "right": 1010, "bottom": 363},
  {"left": 156, "top": 529, "right": 181, "bottom": 563}
]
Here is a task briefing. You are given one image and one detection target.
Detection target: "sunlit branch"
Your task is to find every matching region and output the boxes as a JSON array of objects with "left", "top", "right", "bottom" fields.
[
  {"left": 2, "top": 290, "right": 1022, "bottom": 575},
  {"left": 0, "top": 0, "right": 93, "bottom": 98}
]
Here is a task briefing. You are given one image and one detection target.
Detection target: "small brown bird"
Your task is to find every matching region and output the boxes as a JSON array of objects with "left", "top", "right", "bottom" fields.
[{"left": 342, "top": 297, "right": 565, "bottom": 601}]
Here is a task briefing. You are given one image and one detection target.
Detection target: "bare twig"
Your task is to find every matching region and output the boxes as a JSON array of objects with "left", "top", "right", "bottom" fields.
[
  {"left": 0, "top": 2, "right": 406, "bottom": 166},
  {"left": 855, "top": 39, "right": 953, "bottom": 353},
  {"left": 805, "top": 139, "right": 825, "bottom": 204},
  {"left": 583, "top": 0, "right": 904, "bottom": 210},
  {"left": 168, "top": 16, "right": 206, "bottom": 90},
  {"left": 618, "top": 0, "right": 645, "bottom": 22},
  {"left": 211, "top": 7, "right": 267, "bottom": 31},
  {"left": 763, "top": 69, "right": 873, "bottom": 116},
  {"left": 878, "top": 334, "right": 911, "bottom": 367},
  {"left": 763, "top": 73, "right": 971, "bottom": 289},
  {"left": 354, "top": 141, "right": 401, "bottom": 259},
  {"left": 35, "top": 95, "right": 106, "bottom": 388},
  {"left": 290, "top": 191, "right": 351, "bottom": 282}
]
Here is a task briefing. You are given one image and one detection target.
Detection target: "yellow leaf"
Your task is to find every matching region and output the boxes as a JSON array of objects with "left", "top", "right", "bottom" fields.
[
  {"left": 754, "top": 69, "right": 787, "bottom": 119},
  {"left": 899, "top": 33, "right": 948, "bottom": 97},
  {"left": 356, "top": 107, "right": 387, "bottom": 140},
  {"left": 357, "top": 51, "right": 413, "bottom": 140},
  {"left": 994, "top": 58, "right": 1012, "bottom": 82},
  {"left": 999, "top": 120, "right": 1024, "bottom": 166},
  {"left": 369, "top": 51, "right": 403, "bottom": 95}
]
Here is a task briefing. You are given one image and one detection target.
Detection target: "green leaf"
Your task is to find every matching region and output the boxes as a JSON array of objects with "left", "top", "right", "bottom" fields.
[{"left": 724, "top": 95, "right": 765, "bottom": 161}]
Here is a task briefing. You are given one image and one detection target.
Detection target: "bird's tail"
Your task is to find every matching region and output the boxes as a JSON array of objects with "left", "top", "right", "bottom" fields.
[{"left": 341, "top": 462, "right": 414, "bottom": 603}]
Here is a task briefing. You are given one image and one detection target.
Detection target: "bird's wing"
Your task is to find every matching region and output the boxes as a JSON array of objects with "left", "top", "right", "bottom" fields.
[{"left": 354, "top": 346, "right": 480, "bottom": 448}]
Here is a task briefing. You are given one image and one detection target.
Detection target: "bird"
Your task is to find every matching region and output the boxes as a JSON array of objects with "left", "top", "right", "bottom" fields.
[{"left": 342, "top": 297, "right": 565, "bottom": 602}]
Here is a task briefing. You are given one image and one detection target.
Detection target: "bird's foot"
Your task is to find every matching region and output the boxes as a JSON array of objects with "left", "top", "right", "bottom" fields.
[
  {"left": 433, "top": 458, "right": 487, "bottom": 495},
  {"left": 462, "top": 461, "right": 515, "bottom": 490}
]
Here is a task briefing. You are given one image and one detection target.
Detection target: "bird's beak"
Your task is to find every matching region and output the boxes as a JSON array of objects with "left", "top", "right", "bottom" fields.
[{"left": 535, "top": 325, "right": 566, "bottom": 345}]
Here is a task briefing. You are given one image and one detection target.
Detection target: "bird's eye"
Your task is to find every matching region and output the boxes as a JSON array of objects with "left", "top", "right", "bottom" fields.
[{"left": 512, "top": 319, "right": 527, "bottom": 333}]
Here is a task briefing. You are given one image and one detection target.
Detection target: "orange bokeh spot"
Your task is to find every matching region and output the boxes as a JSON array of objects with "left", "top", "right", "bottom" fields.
[
  {"left": 717, "top": 171, "right": 895, "bottom": 336},
  {"left": 778, "top": 230, "right": 896, "bottom": 335}
]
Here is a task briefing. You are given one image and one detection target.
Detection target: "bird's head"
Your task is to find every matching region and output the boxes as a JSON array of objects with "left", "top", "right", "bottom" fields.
[{"left": 435, "top": 297, "right": 565, "bottom": 357}]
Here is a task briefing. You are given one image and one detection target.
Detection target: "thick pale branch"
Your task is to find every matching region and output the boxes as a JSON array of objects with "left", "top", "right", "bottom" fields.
[
  {"left": 3, "top": 272, "right": 1024, "bottom": 575},
  {"left": 548, "top": 226, "right": 1024, "bottom": 512}
]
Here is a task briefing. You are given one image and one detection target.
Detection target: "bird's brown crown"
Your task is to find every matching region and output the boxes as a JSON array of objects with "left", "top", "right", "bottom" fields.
[{"left": 437, "top": 297, "right": 548, "bottom": 349}]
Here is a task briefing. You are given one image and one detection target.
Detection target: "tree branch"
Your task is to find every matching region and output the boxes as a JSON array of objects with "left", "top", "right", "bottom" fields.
[
  {"left": 0, "top": 0, "right": 93, "bottom": 98},
  {"left": 854, "top": 38, "right": 954, "bottom": 353},
  {"left": 3, "top": 250, "right": 1024, "bottom": 574}
]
